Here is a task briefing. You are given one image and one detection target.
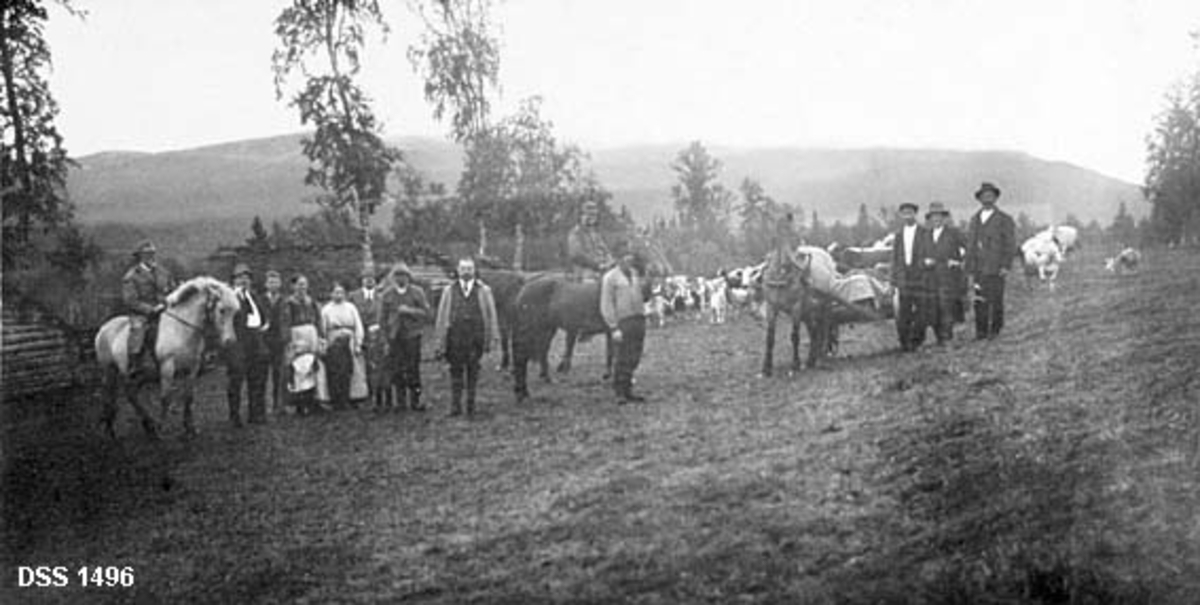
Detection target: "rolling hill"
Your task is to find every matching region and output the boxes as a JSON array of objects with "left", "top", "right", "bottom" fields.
[{"left": 68, "top": 134, "right": 1146, "bottom": 255}]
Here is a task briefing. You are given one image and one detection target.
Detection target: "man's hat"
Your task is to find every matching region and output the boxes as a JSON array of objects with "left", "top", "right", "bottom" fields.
[
  {"left": 898, "top": 202, "right": 919, "bottom": 213},
  {"left": 581, "top": 200, "right": 598, "bottom": 213},
  {"left": 390, "top": 261, "right": 413, "bottom": 277},
  {"left": 611, "top": 239, "right": 631, "bottom": 256},
  {"left": 133, "top": 240, "right": 157, "bottom": 257},
  {"left": 265, "top": 269, "right": 281, "bottom": 280},
  {"left": 975, "top": 182, "right": 1001, "bottom": 200},
  {"left": 232, "top": 262, "right": 252, "bottom": 278},
  {"left": 361, "top": 264, "right": 377, "bottom": 279},
  {"left": 926, "top": 202, "right": 950, "bottom": 218}
]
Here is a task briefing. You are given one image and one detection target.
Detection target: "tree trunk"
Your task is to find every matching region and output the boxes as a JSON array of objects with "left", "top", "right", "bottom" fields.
[
  {"left": 0, "top": 6, "right": 32, "bottom": 242},
  {"left": 513, "top": 223, "right": 525, "bottom": 271},
  {"left": 352, "top": 189, "right": 374, "bottom": 273},
  {"left": 477, "top": 219, "right": 488, "bottom": 258}
]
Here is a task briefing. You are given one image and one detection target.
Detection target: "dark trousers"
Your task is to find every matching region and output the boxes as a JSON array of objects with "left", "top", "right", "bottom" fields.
[
  {"left": 226, "top": 337, "right": 268, "bottom": 424},
  {"left": 895, "top": 287, "right": 925, "bottom": 351},
  {"left": 447, "top": 332, "right": 484, "bottom": 414},
  {"left": 613, "top": 315, "right": 646, "bottom": 397},
  {"left": 927, "top": 287, "right": 956, "bottom": 344},
  {"left": 326, "top": 337, "right": 353, "bottom": 410},
  {"left": 973, "top": 275, "right": 1006, "bottom": 339},
  {"left": 266, "top": 347, "right": 283, "bottom": 412},
  {"left": 392, "top": 334, "right": 423, "bottom": 406}
]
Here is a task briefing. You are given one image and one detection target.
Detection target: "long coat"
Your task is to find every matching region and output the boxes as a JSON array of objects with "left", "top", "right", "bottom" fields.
[
  {"left": 891, "top": 224, "right": 930, "bottom": 291},
  {"left": 964, "top": 209, "right": 1019, "bottom": 277},
  {"left": 921, "top": 226, "right": 968, "bottom": 291}
]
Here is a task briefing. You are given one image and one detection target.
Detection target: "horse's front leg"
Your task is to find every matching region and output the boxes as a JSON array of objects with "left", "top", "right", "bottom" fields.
[
  {"left": 182, "top": 375, "right": 198, "bottom": 437},
  {"left": 806, "top": 303, "right": 828, "bottom": 370},
  {"left": 556, "top": 330, "right": 576, "bottom": 374},
  {"left": 790, "top": 318, "right": 802, "bottom": 374},
  {"left": 761, "top": 306, "right": 777, "bottom": 377},
  {"left": 603, "top": 332, "right": 613, "bottom": 380}
]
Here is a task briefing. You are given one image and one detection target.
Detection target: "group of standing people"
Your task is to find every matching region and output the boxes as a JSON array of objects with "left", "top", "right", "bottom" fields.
[
  {"left": 890, "top": 181, "right": 1019, "bottom": 352},
  {"left": 213, "top": 258, "right": 505, "bottom": 424}
]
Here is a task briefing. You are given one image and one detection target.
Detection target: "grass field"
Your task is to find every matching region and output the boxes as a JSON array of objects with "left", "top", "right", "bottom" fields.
[{"left": 3, "top": 247, "right": 1199, "bottom": 603}]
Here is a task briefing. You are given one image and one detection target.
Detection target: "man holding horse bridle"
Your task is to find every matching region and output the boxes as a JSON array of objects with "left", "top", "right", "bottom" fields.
[
  {"left": 122, "top": 240, "right": 175, "bottom": 380},
  {"left": 567, "top": 200, "right": 614, "bottom": 281}
]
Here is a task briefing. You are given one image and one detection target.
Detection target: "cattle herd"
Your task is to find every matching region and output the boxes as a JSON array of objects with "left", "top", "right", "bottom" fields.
[{"left": 641, "top": 226, "right": 1140, "bottom": 331}]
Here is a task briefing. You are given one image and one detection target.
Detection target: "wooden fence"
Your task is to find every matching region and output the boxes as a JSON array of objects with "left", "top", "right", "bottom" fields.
[{"left": 1, "top": 297, "right": 92, "bottom": 402}]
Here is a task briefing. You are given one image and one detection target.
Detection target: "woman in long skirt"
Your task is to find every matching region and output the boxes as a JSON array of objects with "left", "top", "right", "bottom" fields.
[
  {"left": 281, "top": 274, "right": 324, "bottom": 416},
  {"left": 321, "top": 282, "right": 364, "bottom": 411}
]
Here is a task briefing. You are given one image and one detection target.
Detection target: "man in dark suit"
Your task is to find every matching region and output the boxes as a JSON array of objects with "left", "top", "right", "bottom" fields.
[
  {"left": 261, "top": 269, "right": 287, "bottom": 414},
  {"left": 964, "top": 182, "right": 1019, "bottom": 340},
  {"left": 920, "top": 202, "right": 968, "bottom": 345},
  {"left": 349, "top": 266, "right": 382, "bottom": 404},
  {"left": 891, "top": 202, "right": 929, "bottom": 352},
  {"left": 226, "top": 263, "right": 270, "bottom": 426}
]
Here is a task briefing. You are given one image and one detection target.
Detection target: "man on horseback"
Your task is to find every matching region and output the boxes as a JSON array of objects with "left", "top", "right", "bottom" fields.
[
  {"left": 122, "top": 240, "right": 174, "bottom": 380},
  {"left": 566, "top": 200, "right": 614, "bottom": 282}
]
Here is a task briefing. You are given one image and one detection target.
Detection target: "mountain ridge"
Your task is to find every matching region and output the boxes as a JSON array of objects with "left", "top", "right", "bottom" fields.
[{"left": 69, "top": 133, "right": 1146, "bottom": 235}]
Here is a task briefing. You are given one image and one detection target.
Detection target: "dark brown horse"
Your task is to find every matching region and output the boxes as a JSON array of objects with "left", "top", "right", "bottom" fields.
[
  {"left": 761, "top": 250, "right": 833, "bottom": 376},
  {"left": 511, "top": 236, "right": 671, "bottom": 401}
]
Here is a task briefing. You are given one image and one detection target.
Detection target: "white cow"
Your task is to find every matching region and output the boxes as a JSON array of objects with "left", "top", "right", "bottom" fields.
[
  {"left": 1105, "top": 247, "right": 1142, "bottom": 274},
  {"left": 1029, "top": 225, "right": 1080, "bottom": 256},
  {"left": 703, "top": 277, "right": 729, "bottom": 324},
  {"left": 1021, "top": 235, "right": 1065, "bottom": 290}
]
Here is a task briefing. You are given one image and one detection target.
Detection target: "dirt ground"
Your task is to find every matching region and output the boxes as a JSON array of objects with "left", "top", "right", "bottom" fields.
[{"left": 3, "top": 247, "right": 1199, "bottom": 604}]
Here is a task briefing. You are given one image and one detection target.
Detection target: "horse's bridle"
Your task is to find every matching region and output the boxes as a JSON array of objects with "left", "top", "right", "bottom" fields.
[{"left": 161, "top": 286, "right": 219, "bottom": 333}]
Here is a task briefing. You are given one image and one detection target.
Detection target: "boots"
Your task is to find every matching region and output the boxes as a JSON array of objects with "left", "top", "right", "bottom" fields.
[
  {"left": 409, "top": 387, "right": 424, "bottom": 411},
  {"left": 450, "top": 388, "right": 463, "bottom": 416}
]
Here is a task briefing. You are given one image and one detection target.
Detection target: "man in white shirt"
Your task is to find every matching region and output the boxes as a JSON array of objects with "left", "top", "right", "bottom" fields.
[
  {"left": 226, "top": 263, "right": 271, "bottom": 426},
  {"left": 891, "top": 202, "right": 929, "bottom": 352}
]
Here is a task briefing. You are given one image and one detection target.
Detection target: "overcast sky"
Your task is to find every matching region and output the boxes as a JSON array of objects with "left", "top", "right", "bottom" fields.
[{"left": 44, "top": 0, "right": 1200, "bottom": 183}]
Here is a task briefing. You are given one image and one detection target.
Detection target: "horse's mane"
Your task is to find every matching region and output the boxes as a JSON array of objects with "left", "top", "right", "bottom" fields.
[{"left": 166, "top": 276, "right": 232, "bottom": 307}]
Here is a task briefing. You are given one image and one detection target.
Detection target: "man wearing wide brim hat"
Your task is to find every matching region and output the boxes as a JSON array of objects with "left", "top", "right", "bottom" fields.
[
  {"left": 891, "top": 201, "right": 929, "bottom": 352},
  {"left": 964, "top": 182, "right": 1018, "bottom": 340},
  {"left": 226, "top": 262, "right": 270, "bottom": 426},
  {"left": 920, "top": 201, "right": 969, "bottom": 344},
  {"left": 567, "top": 200, "right": 614, "bottom": 282},
  {"left": 377, "top": 260, "right": 430, "bottom": 411},
  {"left": 121, "top": 239, "right": 176, "bottom": 380}
]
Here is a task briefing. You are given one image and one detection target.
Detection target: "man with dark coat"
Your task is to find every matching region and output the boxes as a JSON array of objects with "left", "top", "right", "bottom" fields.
[
  {"left": 226, "top": 263, "right": 270, "bottom": 426},
  {"left": 964, "top": 182, "right": 1019, "bottom": 340},
  {"left": 919, "top": 202, "right": 968, "bottom": 345},
  {"left": 349, "top": 266, "right": 382, "bottom": 402},
  {"left": 891, "top": 202, "right": 930, "bottom": 352},
  {"left": 261, "top": 269, "right": 287, "bottom": 413},
  {"left": 122, "top": 240, "right": 174, "bottom": 379},
  {"left": 378, "top": 262, "right": 430, "bottom": 412},
  {"left": 433, "top": 258, "right": 500, "bottom": 417}
]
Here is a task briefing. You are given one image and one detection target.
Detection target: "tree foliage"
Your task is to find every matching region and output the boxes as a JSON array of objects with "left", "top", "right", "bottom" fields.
[
  {"left": 1144, "top": 39, "right": 1200, "bottom": 246},
  {"left": 457, "top": 96, "right": 614, "bottom": 237},
  {"left": 272, "top": 0, "right": 404, "bottom": 268},
  {"left": 406, "top": 0, "right": 500, "bottom": 143},
  {"left": 1, "top": 0, "right": 80, "bottom": 268},
  {"left": 670, "top": 141, "right": 733, "bottom": 239}
]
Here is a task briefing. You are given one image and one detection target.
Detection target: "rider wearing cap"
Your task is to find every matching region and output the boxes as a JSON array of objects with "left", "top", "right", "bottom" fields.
[
  {"left": 566, "top": 200, "right": 614, "bottom": 281},
  {"left": 122, "top": 240, "right": 175, "bottom": 378}
]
